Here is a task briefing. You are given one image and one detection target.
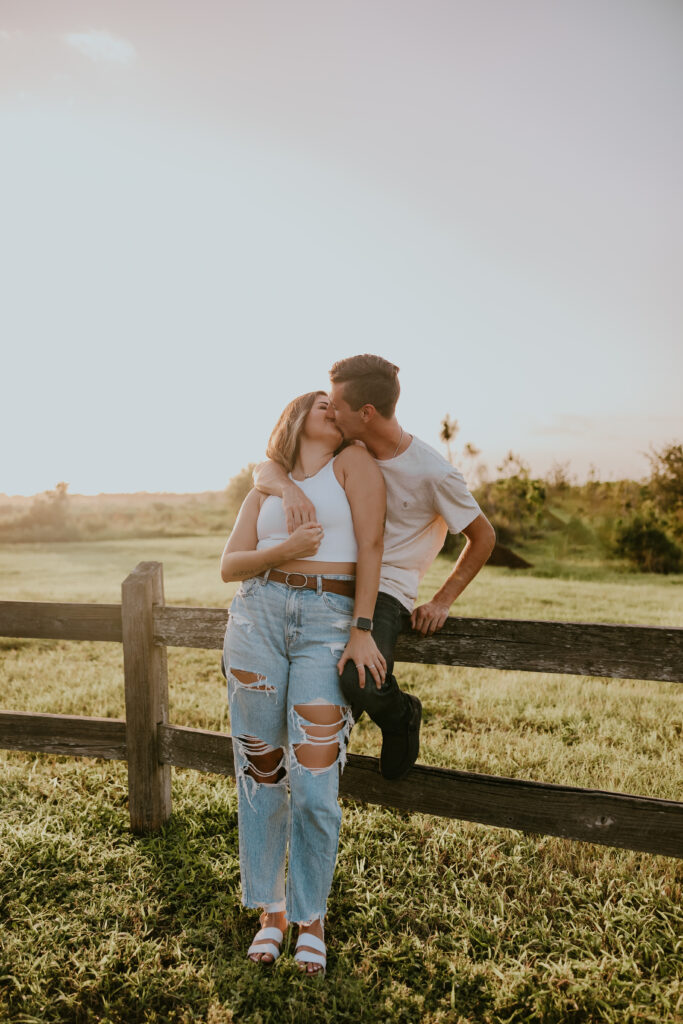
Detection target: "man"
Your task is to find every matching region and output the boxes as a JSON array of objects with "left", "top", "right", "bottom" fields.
[{"left": 254, "top": 354, "right": 495, "bottom": 780}]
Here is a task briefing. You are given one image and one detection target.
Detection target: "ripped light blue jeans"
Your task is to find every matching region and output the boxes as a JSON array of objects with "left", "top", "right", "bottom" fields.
[{"left": 223, "top": 572, "right": 354, "bottom": 926}]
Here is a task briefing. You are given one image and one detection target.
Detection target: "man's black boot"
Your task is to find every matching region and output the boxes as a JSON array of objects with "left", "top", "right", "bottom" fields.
[{"left": 379, "top": 694, "right": 422, "bottom": 781}]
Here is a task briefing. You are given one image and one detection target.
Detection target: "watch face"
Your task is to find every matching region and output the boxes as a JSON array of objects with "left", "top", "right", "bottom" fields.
[{"left": 354, "top": 617, "right": 373, "bottom": 631}]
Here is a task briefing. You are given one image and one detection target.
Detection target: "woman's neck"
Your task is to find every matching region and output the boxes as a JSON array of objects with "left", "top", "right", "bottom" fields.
[{"left": 291, "top": 440, "right": 337, "bottom": 480}]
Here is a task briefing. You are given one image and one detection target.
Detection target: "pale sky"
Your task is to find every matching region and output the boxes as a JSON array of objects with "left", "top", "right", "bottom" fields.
[{"left": 2, "top": 0, "right": 682, "bottom": 495}]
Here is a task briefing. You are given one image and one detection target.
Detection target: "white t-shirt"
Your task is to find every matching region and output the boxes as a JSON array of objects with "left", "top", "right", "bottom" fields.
[{"left": 376, "top": 435, "right": 481, "bottom": 611}]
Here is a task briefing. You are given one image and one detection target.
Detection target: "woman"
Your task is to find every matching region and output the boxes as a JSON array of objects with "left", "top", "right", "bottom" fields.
[{"left": 220, "top": 390, "right": 386, "bottom": 975}]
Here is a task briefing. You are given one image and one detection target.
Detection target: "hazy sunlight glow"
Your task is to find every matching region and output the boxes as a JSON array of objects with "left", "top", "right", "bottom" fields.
[{"left": 1, "top": 1, "right": 681, "bottom": 495}]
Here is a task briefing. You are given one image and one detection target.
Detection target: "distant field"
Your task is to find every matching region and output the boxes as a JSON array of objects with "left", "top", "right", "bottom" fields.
[
  {"left": 2, "top": 535, "right": 683, "bottom": 623},
  {"left": 1, "top": 538, "right": 682, "bottom": 1022}
]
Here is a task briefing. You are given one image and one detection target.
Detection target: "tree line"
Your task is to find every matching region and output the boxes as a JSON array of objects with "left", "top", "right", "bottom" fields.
[
  {"left": 1, "top": 437, "right": 681, "bottom": 574},
  {"left": 438, "top": 415, "right": 682, "bottom": 574}
]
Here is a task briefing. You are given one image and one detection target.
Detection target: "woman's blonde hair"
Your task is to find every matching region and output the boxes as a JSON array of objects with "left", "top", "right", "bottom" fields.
[{"left": 266, "top": 390, "right": 328, "bottom": 472}]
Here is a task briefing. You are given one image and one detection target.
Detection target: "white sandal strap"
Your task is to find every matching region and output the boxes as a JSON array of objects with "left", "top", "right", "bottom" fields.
[
  {"left": 248, "top": 940, "right": 280, "bottom": 959},
  {"left": 247, "top": 925, "right": 284, "bottom": 961},
  {"left": 295, "top": 933, "right": 326, "bottom": 954},
  {"left": 253, "top": 926, "right": 284, "bottom": 944},
  {"left": 294, "top": 950, "right": 326, "bottom": 967}
]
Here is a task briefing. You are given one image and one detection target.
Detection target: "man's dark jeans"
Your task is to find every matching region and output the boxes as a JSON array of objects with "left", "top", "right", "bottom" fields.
[{"left": 339, "top": 591, "right": 412, "bottom": 731}]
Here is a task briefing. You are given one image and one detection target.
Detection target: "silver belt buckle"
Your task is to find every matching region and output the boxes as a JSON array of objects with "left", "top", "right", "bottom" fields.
[{"left": 284, "top": 572, "right": 308, "bottom": 589}]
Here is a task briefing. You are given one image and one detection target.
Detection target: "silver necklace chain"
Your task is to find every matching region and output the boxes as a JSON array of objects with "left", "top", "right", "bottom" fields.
[
  {"left": 302, "top": 457, "right": 329, "bottom": 479},
  {"left": 391, "top": 427, "right": 404, "bottom": 459}
]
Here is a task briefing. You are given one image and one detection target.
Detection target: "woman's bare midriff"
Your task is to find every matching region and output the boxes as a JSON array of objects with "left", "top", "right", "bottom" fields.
[{"left": 275, "top": 559, "right": 357, "bottom": 575}]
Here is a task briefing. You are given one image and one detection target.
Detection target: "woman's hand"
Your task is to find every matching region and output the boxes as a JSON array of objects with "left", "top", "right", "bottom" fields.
[
  {"left": 283, "top": 522, "right": 325, "bottom": 560},
  {"left": 337, "top": 632, "right": 387, "bottom": 689}
]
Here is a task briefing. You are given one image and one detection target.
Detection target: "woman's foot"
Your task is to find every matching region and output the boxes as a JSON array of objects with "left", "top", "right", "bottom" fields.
[
  {"left": 295, "top": 918, "right": 326, "bottom": 976},
  {"left": 247, "top": 910, "right": 287, "bottom": 965}
]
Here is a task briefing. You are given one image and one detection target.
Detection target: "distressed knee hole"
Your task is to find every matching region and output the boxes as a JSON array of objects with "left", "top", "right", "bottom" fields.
[
  {"left": 235, "top": 735, "right": 286, "bottom": 784},
  {"left": 293, "top": 739, "right": 340, "bottom": 771},
  {"left": 290, "top": 703, "right": 352, "bottom": 774},
  {"left": 229, "top": 667, "right": 274, "bottom": 693},
  {"left": 293, "top": 702, "right": 345, "bottom": 727}
]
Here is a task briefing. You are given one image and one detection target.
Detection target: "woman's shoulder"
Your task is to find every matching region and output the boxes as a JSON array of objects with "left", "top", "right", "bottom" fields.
[
  {"left": 334, "top": 441, "right": 375, "bottom": 469},
  {"left": 334, "top": 443, "right": 384, "bottom": 487}
]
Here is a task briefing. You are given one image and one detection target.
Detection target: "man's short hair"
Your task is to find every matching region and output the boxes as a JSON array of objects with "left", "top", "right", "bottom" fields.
[{"left": 329, "top": 354, "right": 400, "bottom": 418}]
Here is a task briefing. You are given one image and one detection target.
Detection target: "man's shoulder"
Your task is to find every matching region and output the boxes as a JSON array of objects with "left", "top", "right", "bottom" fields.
[{"left": 404, "top": 435, "right": 456, "bottom": 479}]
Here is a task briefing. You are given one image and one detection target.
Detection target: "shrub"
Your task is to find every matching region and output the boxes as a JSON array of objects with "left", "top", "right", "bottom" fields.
[
  {"left": 0, "top": 482, "right": 81, "bottom": 542},
  {"left": 225, "top": 464, "right": 258, "bottom": 523},
  {"left": 565, "top": 515, "right": 593, "bottom": 549},
  {"left": 646, "top": 441, "right": 683, "bottom": 537},
  {"left": 544, "top": 460, "right": 573, "bottom": 494},
  {"left": 476, "top": 453, "right": 546, "bottom": 541},
  {"left": 614, "top": 515, "right": 682, "bottom": 574}
]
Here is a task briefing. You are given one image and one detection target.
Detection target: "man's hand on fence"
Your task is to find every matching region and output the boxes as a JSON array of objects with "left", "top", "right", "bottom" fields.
[{"left": 411, "top": 599, "right": 450, "bottom": 637}]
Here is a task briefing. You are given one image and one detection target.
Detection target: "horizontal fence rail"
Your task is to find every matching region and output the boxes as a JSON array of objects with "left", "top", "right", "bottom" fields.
[
  {"left": 3, "top": 599, "right": 683, "bottom": 683},
  {"left": 1, "top": 566, "right": 682, "bottom": 860},
  {"left": 154, "top": 606, "right": 683, "bottom": 684},
  {"left": 1, "top": 711, "right": 680, "bottom": 858},
  {"left": 0, "top": 710, "right": 127, "bottom": 760},
  {"left": 156, "top": 724, "right": 683, "bottom": 859},
  {"left": 0, "top": 601, "right": 123, "bottom": 643}
]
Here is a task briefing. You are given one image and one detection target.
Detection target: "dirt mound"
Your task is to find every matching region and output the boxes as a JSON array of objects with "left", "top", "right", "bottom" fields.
[{"left": 487, "top": 543, "right": 532, "bottom": 569}]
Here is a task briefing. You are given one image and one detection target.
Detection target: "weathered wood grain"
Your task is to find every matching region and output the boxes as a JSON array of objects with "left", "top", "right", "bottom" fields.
[
  {"left": 0, "top": 710, "right": 126, "bottom": 759},
  {"left": 154, "top": 606, "right": 683, "bottom": 682},
  {"left": 122, "top": 562, "right": 171, "bottom": 833},
  {"left": 338, "top": 757, "right": 683, "bottom": 859},
  {"left": 2, "top": 599, "right": 679, "bottom": 683},
  {"left": 155, "top": 606, "right": 228, "bottom": 650},
  {"left": 0, "top": 601, "right": 122, "bottom": 642},
  {"left": 158, "top": 723, "right": 235, "bottom": 777},
  {"left": 395, "top": 617, "right": 683, "bottom": 682},
  {"left": 157, "top": 724, "right": 683, "bottom": 858}
]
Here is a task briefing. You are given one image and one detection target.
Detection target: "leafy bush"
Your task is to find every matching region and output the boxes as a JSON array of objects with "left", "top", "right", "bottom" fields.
[
  {"left": 646, "top": 441, "right": 683, "bottom": 537},
  {"left": 476, "top": 453, "right": 546, "bottom": 541},
  {"left": 614, "top": 515, "right": 682, "bottom": 574},
  {"left": 225, "top": 463, "right": 257, "bottom": 523},
  {"left": 544, "top": 460, "right": 573, "bottom": 494},
  {"left": 0, "top": 482, "right": 81, "bottom": 542},
  {"left": 564, "top": 515, "right": 593, "bottom": 549}
]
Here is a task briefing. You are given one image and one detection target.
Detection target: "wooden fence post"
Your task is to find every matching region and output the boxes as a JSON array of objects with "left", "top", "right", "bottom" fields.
[{"left": 121, "top": 562, "right": 171, "bottom": 833}]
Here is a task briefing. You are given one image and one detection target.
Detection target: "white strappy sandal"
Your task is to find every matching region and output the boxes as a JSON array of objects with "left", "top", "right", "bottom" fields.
[
  {"left": 294, "top": 932, "right": 327, "bottom": 976},
  {"left": 247, "top": 923, "right": 284, "bottom": 965}
]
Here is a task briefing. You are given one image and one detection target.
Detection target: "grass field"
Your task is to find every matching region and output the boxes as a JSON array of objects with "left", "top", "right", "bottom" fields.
[{"left": 1, "top": 538, "right": 682, "bottom": 1023}]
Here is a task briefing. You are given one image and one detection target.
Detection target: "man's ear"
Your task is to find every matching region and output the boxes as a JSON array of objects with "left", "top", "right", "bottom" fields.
[{"left": 360, "top": 404, "right": 377, "bottom": 423}]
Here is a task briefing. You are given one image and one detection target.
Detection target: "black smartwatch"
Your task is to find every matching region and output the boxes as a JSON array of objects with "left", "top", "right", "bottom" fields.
[{"left": 351, "top": 617, "right": 373, "bottom": 631}]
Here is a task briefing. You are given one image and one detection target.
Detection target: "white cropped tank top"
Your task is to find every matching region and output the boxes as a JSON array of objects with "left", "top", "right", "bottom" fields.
[{"left": 256, "top": 457, "right": 358, "bottom": 563}]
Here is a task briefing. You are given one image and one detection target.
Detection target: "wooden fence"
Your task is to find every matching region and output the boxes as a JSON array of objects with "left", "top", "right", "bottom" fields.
[{"left": 1, "top": 561, "right": 681, "bottom": 858}]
